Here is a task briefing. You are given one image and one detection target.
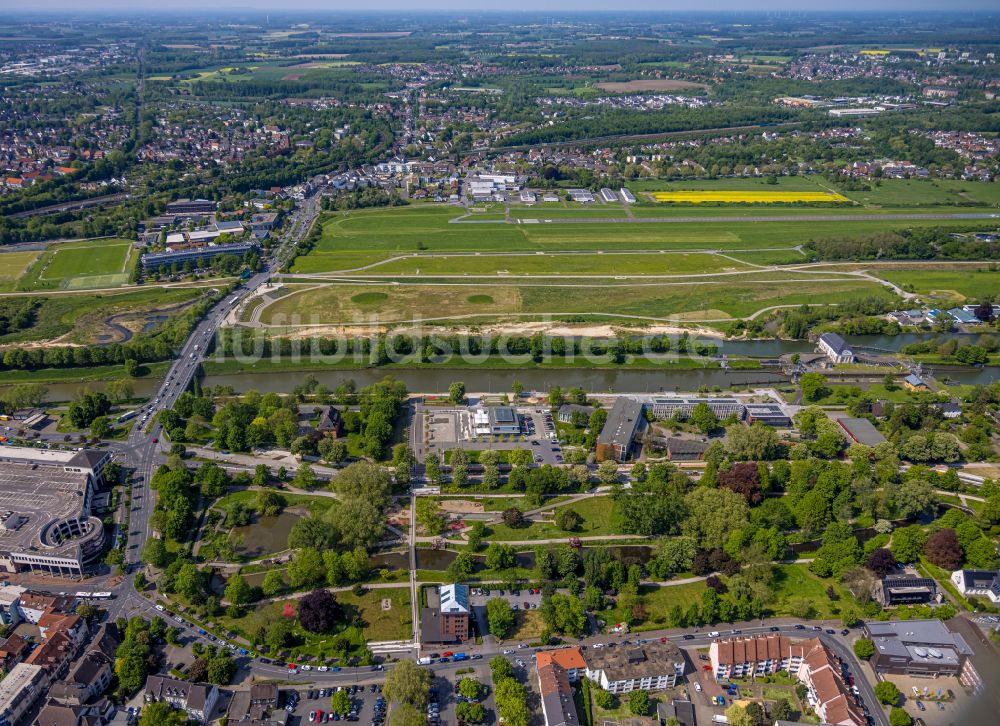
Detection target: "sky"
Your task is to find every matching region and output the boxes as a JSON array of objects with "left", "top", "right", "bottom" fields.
[{"left": 2, "top": 0, "right": 997, "bottom": 12}]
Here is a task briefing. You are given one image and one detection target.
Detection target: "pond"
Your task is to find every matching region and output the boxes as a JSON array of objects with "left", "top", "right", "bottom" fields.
[{"left": 231, "top": 511, "right": 302, "bottom": 559}]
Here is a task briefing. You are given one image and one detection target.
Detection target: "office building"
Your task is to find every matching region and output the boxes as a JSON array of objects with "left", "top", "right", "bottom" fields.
[{"left": 865, "top": 620, "right": 974, "bottom": 677}]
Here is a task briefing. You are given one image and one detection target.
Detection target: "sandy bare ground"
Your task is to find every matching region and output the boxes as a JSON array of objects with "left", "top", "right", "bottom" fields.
[
  {"left": 438, "top": 500, "right": 485, "bottom": 515},
  {"left": 595, "top": 79, "right": 708, "bottom": 92}
]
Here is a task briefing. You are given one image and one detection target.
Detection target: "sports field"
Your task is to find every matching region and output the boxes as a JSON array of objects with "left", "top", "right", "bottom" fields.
[
  {"left": 15, "top": 238, "right": 135, "bottom": 291},
  {"left": 651, "top": 190, "right": 849, "bottom": 203},
  {"left": 0, "top": 251, "right": 40, "bottom": 292}
]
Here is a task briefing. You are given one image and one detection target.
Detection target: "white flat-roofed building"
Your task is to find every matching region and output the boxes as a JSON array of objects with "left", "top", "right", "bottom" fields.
[
  {"left": 638, "top": 396, "right": 745, "bottom": 420},
  {"left": 599, "top": 188, "right": 618, "bottom": 203},
  {"left": 620, "top": 188, "right": 636, "bottom": 203},
  {"left": 0, "top": 448, "right": 109, "bottom": 578}
]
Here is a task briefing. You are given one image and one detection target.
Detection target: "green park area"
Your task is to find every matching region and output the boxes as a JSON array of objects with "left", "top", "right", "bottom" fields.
[
  {"left": 487, "top": 496, "right": 618, "bottom": 541},
  {"left": 216, "top": 586, "right": 411, "bottom": 658},
  {"left": 256, "top": 277, "right": 894, "bottom": 326},
  {"left": 0, "top": 285, "right": 204, "bottom": 346}
]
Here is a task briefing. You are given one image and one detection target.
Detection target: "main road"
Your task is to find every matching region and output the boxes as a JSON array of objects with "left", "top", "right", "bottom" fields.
[{"left": 116, "top": 192, "right": 320, "bottom": 574}]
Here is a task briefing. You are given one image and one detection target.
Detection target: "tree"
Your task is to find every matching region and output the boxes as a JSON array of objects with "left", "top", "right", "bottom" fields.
[
  {"left": 288, "top": 548, "right": 326, "bottom": 588},
  {"left": 424, "top": 453, "right": 443, "bottom": 486},
  {"left": 628, "top": 690, "right": 649, "bottom": 716},
  {"left": 501, "top": 507, "right": 524, "bottom": 528},
  {"left": 511, "top": 380, "right": 524, "bottom": 398},
  {"left": 770, "top": 699, "right": 794, "bottom": 722},
  {"left": 555, "top": 508, "right": 583, "bottom": 532},
  {"left": 261, "top": 570, "right": 285, "bottom": 597},
  {"left": 485, "top": 542, "right": 516, "bottom": 570},
  {"left": 448, "top": 382, "right": 466, "bottom": 405},
  {"left": 319, "top": 438, "right": 348, "bottom": 465},
  {"left": 90, "top": 416, "right": 111, "bottom": 438},
  {"left": 539, "top": 593, "right": 587, "bottom": 636},
  {"left": 726, "top": 423, "right": 780, "bottom": 461},
  {"left": 138, "top": 701, "right": 188, "bottom": 726},
  {"left": 854, "top": 638, "right": 876, "bottom": 659},
  {"left": 455, "top": 703, "right": 486, "bottom": 724},
  {"left": 718, "top": 462, "right": 764, "bottom": 505},
  {"left": 889, "top": 707, "right": 913, "bottom": 726},
  {"left": 207, "top": 652, "right": 236, "bottom": 685},
  {"left": 330, "top": 689, "right": 352, "bottom": 715},
  {"left": 143, "top": 538, "right": 172, "bottom": 568},
  {"left": 874, "top": 680, "right": 901, "bottom": 705},
  {"left": 890, "top": 525, "right": 927, "bottom": 564},
  {"left": 800, "top": 373, "right": 829, "bottom": 402},
  {"left": 691, "top": 402, "right": 719, "bottom": 434},
  {"left": 865, "top": 548, "right": 898, "bottom": 577},
  {"left": 459, "top": 678, "right": 482, "bottom": 701},
  {"left": 924, "top": 529, "right": 964, "bottom": 570},
  {"left": 490, "top": 655, "right": 514, "bottom": 681},
  {"left": 298, "top": 589, "right": 343, "bottom": 633},
  {"left": 486, "top": 598, "right": 516, "bottom": 639},
  {"left": 594, "top": 688, "right": 615, "bottom": 709},
  {"left": 392, "top": 444, "right": 415, "bottom": 486},
  {"left": 224, "top": 573, "right": 253, "bottom": 606},
  {"left": 383, "top": 659, "right": 432, "bottom": 709},
  {"left": 682, "top": 487, "right": 750, "bottom": 550},
  {"left": 597, "top": 460, "right": 619, "bottom": 484}
]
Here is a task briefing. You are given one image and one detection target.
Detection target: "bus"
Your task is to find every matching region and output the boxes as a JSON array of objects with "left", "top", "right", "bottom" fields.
[
  {"left": 75, "top": 591, "right": 114, "bottom": 600},
  {"left": 117, "top": 410, "right": 140, "bottom": 424}
]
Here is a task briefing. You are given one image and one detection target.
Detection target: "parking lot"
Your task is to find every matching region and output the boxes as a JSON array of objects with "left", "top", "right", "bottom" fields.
[
  {"left": 415, "top": 405, "right": 563, "bottom": 465},
  {"left": 283, "top": 684, "right": 382, "bottom": 725},
  {"left": 469, "top": 585, "right": 545, "bottom": 618}
]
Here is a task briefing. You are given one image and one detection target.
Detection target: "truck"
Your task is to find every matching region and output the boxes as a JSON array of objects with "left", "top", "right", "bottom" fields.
[
  {"left": 452, "top": 653, "right": 468, "bottom": 662},
  {"left": 417, "top": 657, "right": 432, "bottom": 665}
]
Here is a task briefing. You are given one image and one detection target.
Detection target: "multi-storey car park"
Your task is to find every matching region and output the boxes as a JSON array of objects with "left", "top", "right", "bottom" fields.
[{"left": 0, "top": 447, "right": 111, "bottom": 578}]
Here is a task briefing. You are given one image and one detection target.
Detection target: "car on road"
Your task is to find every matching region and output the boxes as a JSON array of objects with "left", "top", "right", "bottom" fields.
[
  {"left": 841, "top": 629, "right": 850, "bottom": 636},
  {"left": 794, "top": 624, "right": 805, "bottom": 630},
  {"left": 683, "top": 634, "right": 694, "bottom": 640},
  {"left": 769, "top": 626, "right": 780, "bottom": 632}
]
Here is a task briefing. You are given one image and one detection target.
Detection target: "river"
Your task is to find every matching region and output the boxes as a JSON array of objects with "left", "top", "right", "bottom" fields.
[{"left": 14, "top": 333, "right": 999, "bottom": 401}]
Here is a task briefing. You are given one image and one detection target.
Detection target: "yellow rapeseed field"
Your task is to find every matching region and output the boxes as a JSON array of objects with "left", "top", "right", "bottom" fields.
[{"left": 652, "top": 190, "right": 849, "bottom": 204}]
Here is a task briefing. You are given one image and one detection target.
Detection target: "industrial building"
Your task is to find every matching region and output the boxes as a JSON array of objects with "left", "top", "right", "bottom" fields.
[
  {"left": 836, "top": 417, "right": 887, "bottom": 446},
  {"left": 817, "top": 332, "right": 856, "bottom": 364},
  {"left": 864, "top": 620, "right": 974, "bottom": 677},
  {"left": 874, "top": 575, "right": 939, "bottom": 607},
  {"left": 140, "top": 241, "right": 257, "bottom": 271}
]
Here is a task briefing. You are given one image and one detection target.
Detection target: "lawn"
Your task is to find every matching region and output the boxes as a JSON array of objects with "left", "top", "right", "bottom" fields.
[
  {"left": 291, "top": 206, "right": 999, "bottom": 273},
  {"left": 18, "top": 237, "right": 134, "bottom": 290},
  {"left": 652, "top": 191, "right": 848, "bottom": 204},
  {"left": 767, "top": 564, "right": 853, "bottom": 619},
  {"left": 213, "top": 490, "right": 337, "bottom": 519},
  {"left": 872, "top": 269, "right": 1000, "bottom": 302},
  {"left": 217, "top": 586, "right": 411, "bottom": 657},
  {"left": 488, "top": 496, "right": 617, "bottom": 541},
  {"left": 506, "top": 609, "right": 546, "bottom": 642},
  {"left": 0, "top": 251, "right": 39, "bottom": 291},
  {"left": 599, "top": 582, "right": 708, "bottom": 632},
  {"left": 318, "top": 251, "right": 752, "bottom": 277},
  {"left": 257, "top": 277, "right": 893, "bottom": 326},
  {"left": 830, "top": 178, "right": 995, "bottom": 208}
]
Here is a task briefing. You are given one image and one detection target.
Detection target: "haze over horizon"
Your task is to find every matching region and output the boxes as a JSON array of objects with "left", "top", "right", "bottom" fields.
[{"left": 2, "top": 0, "right": 998, "bottom": 13}]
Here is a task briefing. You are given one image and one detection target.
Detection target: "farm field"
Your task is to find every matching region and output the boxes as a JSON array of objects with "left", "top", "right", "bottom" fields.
[
  {"left": 651, "top": 190, "right": 849, "bottom": 204},
  {"left": 14, "top": 237, "right": 134, "bottom": 291},
  {"left": 257, "top": 276, "right": 893, "bottom": 325}
]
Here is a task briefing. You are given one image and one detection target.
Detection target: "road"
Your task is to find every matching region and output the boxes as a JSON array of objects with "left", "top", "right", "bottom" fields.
[
  {"left": 451, "top": 211, "right": 1000, "bottom": 225},
  {"left": 104, "top": 192, "right": 321, "bottom": 616}
]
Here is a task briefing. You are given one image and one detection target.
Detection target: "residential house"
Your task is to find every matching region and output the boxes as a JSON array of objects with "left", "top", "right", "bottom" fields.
[
  {"left": 47, "top": 651, "right": 115, "bottom": 706},
  {"left": 537, "top": 655, "right": 580, "bottom": 726},
  {"left": 0, "top": 663, "right": 49, "bottom": 726},
  {"left": 903, "top": 374, "right": 928, "bottom": 391},
  {"left": 583, "top": 642, "right": 685, "bottom": 694},
  {"left": 143, "top": 676, "right": 219, "bottom": 723},
  {"left": 33, "top": 699, "right": 114, "bottom": 726},
  {"left": 0, "top": 585, "right": 24, "bottom": 625},
  {"left": 950, "top": 570, "right": 1000, "bottom": 603}
]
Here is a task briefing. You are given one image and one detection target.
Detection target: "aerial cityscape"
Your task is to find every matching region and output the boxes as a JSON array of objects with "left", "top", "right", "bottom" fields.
[{"left": 0, "top": 5, "right": 999, "bottom": 726}]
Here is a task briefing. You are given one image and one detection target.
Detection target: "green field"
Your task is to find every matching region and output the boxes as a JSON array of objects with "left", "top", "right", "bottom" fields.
[
  {"left": 317, "top": 251, "right": 753, "bottom": 277},
  {"left": 873, "top": 268, "right": 1000, "bottom": 302},
  {"left": 15, "top": 238, "right": 134, "bottom": 291},
  {"left": 488, "top": 496, "right": 617, "bottom": 541},
  {"left": 291, "top": 206, "right": 999, "bottom": 274},
  {"left": 258, "top": 277, "right": 894, "bottom": 325},
  {"left": 0, "top": 251, "right": 40, "bottom": 292}
]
